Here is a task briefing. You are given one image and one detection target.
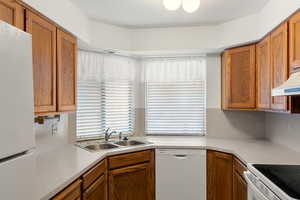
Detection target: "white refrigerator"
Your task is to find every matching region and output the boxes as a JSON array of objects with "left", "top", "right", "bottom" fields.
[{"left": 0, "top": 21, "right": 37, "bottom": 200}]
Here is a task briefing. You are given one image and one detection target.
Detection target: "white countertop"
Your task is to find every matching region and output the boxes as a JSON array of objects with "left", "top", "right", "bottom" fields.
[{"left": 36, "top": 136, "right": 300, "bottom": 200}]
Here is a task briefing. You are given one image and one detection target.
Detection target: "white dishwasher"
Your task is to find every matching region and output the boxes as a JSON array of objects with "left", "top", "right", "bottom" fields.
[{"left": 156, "top": 149, "right": 206, "bottom": 200}]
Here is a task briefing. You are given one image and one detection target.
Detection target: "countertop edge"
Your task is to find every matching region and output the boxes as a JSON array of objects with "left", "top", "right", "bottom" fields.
[{"left": 40, "top": 142, "right": 250, "bottom": 200}]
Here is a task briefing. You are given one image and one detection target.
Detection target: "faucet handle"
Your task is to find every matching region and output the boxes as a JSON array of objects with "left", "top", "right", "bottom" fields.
[{"left": 105, "top": 127, "right": 111, "bottom": 134}]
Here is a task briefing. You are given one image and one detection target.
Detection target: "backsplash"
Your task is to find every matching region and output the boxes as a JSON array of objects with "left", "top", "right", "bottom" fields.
[
  {"left": 135, "top": 108, "right": 266, "bottom": 139},
  {"left": 207, "top": 109, "right": 265, "bottom": 139},
  {"left": 265, "top": 113, "right": 300, "bottom": 153},
  {"left": 35, "top": 113, "right": 76, "bottom": 154}
]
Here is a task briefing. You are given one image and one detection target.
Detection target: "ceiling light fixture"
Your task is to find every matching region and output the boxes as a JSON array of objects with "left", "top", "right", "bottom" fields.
[
  {"left": 182, "top": 0, "right": 201, "bottom": 13},
  {"left": 163, "top": 0, "right": 182, "bottom": 11},
  {"left": 163, "top": 0, "right": 200, "bottom": 13}
]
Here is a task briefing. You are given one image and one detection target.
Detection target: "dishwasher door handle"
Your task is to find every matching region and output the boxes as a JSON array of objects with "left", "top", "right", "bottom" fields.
[{"left": 174, "top": 154, "right": 188, "bottom": 159}]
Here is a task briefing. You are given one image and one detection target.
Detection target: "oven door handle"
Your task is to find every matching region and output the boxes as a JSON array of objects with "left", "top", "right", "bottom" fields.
[{"left": 244, "top": 171, "right": 271, "bottom": 200}]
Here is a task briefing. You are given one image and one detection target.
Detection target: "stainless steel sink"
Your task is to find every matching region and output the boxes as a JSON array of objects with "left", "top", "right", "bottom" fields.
[
  {"left": 78, "top": 139, "right": 148, "bottom": 152},
  {"left": 114, "top": 140, "right": 146, "bottom": 146},
  {"left": 84, "top": 143, "right": 119, "bottom": 151}
]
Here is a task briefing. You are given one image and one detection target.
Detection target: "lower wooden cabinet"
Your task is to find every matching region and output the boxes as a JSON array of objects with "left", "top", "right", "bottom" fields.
[
  {"left": 52, "top": 179, "right": 82, "bottom": 200},
  {"left": 82, "top": 159, "right": 107, "bottom": 200},
  {"left": 109, "top": 162, "right": 154, "bottom": 200},
  {"left": 83, "top": 174, "right": 107, "bottom": 200},
  {"left": 207, "top": 150, "right": 233, "bottom": 200},
  {"left": 108, "top": 150, "right": 155, "bottom": 200},
  {"left": 208, "top": 150, "right": 248, "bottom": 200},
  {"left": 52, "top": 150, "right": 155, "bottom": 200},
  {"left": 233, "top": 158, "right": 247, "bottom": 200}
]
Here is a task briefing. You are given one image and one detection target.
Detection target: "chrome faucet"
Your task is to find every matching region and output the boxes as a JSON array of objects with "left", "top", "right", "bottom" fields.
[{"left": 104, "top": 128, "right": 116, "bottom": 142}]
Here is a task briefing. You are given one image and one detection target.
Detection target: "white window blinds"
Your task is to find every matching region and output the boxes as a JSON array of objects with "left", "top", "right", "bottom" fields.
[
  {"left": 101, "top": 81, "right": 134, "bottom": 134},
  {"left": 76, "top": 51, "right": 136, "bottom": 139},
  {"left": 144, "top": 58, "right": 206, "bottom": 135},
  {"left": 77, "top": 81, "right": 102, "bottom": 138}
]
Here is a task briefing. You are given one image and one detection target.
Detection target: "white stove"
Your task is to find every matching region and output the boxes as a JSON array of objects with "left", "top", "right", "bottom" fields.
[{"left": 245, "top": 164, "right": 300, "bottom": 200}]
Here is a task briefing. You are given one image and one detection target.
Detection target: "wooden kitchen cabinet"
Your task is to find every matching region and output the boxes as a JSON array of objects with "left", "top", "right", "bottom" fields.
[
  {"left": 26, "top": 10, "right": 57, "bottom": 114},
  {"left": 25, "top": 8, "right": 78, "bottom": 115},
  {"left": 233, "top": 157, "right": 247, "bottom": 200},
  {"left": 222, "top": 45, "right": 256, "bottom": 110},
  {"left": 52, "top": 179, "right": 82, "bottom": 200},
  {"left": 256, "top": 35, "right": 271, "bottom": 110},
  {"left": 83, "top": 174, "right": 107, "bottom": 200},
  {"left": 270, "top": 22, "right": 289, "bottom": 111},
  {"left": 108, "top": 150, "right": 155, "bottom": 200},
  {"left": 289, "top": 11, "right": 300, "bottom": 72},
  {"left": 57, "top": 29, "right": 77, "bottom": 112},
  {"left": 0, "top": 0, "right": 24, "bottom": 29},
  {"left": 82, "top": 159, "right": 107, "bottom": 200},
  {"left": 207, "top": 150, "right": 233, "bottom": 200}
]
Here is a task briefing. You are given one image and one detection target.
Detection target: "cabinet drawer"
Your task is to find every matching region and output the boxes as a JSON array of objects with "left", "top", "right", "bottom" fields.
[
  {"left": 82, "top": 159, "right": 107, "bottom": 190},
  {"left": 233, "top": 157, "right": 247, "bottom": 178},
  {"left": 83, "top": 174, "right": 107, "bottom": 200},
  {"left": 52, "top": 179, "right": 81, "bottom": 200},
  {"left": 108, "top": 150, "right": 152, "bottom": 170}
]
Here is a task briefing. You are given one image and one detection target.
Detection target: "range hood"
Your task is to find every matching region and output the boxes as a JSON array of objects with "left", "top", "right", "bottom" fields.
[{"left": 272, "top": 71, "right": 300, "bottom": 96}]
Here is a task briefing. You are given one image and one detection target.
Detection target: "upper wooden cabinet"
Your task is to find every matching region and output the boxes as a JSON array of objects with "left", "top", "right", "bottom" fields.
[
  {"left": 256, "top": 35, "right": 271, "bottom": 110},
  {"left": 26, "top": 10, "right": 57, "bottom": 114},
  {"left": 289, "top": 11, "right": 300, "bottom": 72},
  {"left": 52, "top": 179, "right": 82, "bottom": 200},
  {"left": 207, "top": 150, "right": 233, "bottom": 200},
  {"left": 0, "top": 0, "right": 24, "bottom": 29},
  {"left": 222, "top": 45, "right": 256, "bottom": 110},
  {"left": 57, "top": 29, "right": 77, "bottom": 112},
  {"left": 270, "top": 23, "right": 289, "bottom": 111},
  {"left": 221, "top": 10, "right": 300, "bottom": 113},
  {"left": 24, "top": 8, "right": 77, "bottom": 116}
]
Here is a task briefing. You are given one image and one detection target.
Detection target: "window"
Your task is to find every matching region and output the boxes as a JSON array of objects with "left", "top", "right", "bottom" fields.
[
  {"left": 144, "top": 58, "right": 206, "bottom": 135},
  {"left": 101, "top": 81, "right": 134, "bottom": 134},
  {"left": 77, "top": 81, "right": 102, "bottom": 138},
  {"left": 76, "top": 80, "right": 133, "bottom": 139},
  {"left": 76, "top": 51, "right": 136, "bottom": 139}
]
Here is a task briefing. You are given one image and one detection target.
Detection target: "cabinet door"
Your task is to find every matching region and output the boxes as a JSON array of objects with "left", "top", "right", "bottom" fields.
[
  {"left": 289, "top": 11, "right": 300, "bottom": 72},
  {"left": 52, "top": 179, "right": 81, "bottom": 200},
  {"left": 223, "top": 45, "right": 256, "bottom": 109},
  {"left": 256, "top": 35, "right": 271, "bottom": 110},
  {"left": 57, "top": 29, "right": 77, "bottom": 112},
  {"left": 233, "top": 171, "right": 247, "bottom": 200},
  {"left": 109, "top": 163, "right": 154, "bottom": 200},
  {"left": 270, "top": 23, "right": 288, "bottom": 111},
  {"left": 207, "top": 151, "right": 233, "bottom": 200},
  {"left": 0, "top": 0, "right": 24, "bottom": 29},
  {"left": 83, "top": 174, "right": 107, "bottom": 200},
  {"left": 233, "top": 158, "right": 247, "bottom": 200},
  {"left": 26, "top": 11, "right": 57, "bottom": 114}
]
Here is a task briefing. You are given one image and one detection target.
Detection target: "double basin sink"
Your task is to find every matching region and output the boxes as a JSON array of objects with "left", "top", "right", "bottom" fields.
[{"left": 81, "top": 140, "right": 147, "bottom": 152}]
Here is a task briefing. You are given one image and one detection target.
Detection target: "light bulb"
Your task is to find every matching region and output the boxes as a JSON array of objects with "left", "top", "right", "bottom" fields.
[
  {"left": 163, "top": 0, "right": 182, "bottom": 11},
  {"left": 182, "top": 0, "right": 200, "bottom": 13}
]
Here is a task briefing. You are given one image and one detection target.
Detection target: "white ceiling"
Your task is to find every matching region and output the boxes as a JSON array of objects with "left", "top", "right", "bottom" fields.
[{"left": 71, "top": 0, "right": 270, "bottom": 28}]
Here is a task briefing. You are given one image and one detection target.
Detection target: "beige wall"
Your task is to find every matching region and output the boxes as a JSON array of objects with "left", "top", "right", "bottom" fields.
[{"left": 35, "top": 114, "right": 75, "bottom": 154}]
